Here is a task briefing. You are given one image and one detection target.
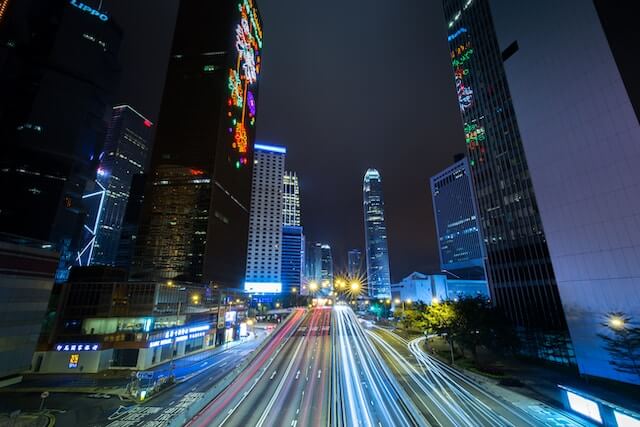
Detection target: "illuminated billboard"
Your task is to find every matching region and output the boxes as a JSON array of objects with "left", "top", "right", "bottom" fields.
[
  {"left": 227, "top": 0, "right": 262, "bottom": 170},
  {"left": 244, "top": 282, "right": 282, "bottom": 293},
  {"left": 566, "top": 391, "right": 602, "bottom": 423}
]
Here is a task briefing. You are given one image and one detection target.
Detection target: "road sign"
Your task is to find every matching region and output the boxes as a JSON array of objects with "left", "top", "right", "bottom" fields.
[{"left": 40, "top": 391, "right": 49, "bottom": 399}]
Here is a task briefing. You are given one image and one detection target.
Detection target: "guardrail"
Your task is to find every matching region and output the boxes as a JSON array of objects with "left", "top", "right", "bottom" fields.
[{"left": 164, "top": 310, "right": 302, "bottom": 427}]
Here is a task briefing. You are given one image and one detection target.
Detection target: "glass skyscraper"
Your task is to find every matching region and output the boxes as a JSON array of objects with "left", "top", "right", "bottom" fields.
[
  {"left": 134, "top": 0, "right": 263, "bottom": 287},
  {"left": 281, "top": 226, "right": 304, "bottom": 295},
  {"left": 89, "top": 105, "right": 152, "bottom": 266},
  {"left": 430, "top": 156, "right": 486, "bottom": 280},
  {"left": 347, "top": 249, "right": 362, "bottom": 278},
  {"left": 282, "top": 171, "right": 301, "bottom": 227},
  {"left": 443, "top": 0, "right": 570, "bottom": 362},
  {"left": 363, "top": 169, "right": 391, "bottom": 299}
]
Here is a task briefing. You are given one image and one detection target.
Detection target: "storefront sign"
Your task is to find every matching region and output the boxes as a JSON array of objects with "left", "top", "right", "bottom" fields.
[
  {"left": 69, "top": 0, "right": 109, "bottom": 21},
  {"left": 55, "top": 343, "right": 99, "bottom": 352}
]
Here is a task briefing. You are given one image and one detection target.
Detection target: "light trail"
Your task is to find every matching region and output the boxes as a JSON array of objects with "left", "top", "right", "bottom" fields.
[{"left": 333, "top": 305, "right": 426, "bottom": 426}]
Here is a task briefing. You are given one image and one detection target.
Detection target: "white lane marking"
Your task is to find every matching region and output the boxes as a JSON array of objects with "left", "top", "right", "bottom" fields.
[
  {"left": 270, "top": 370, "right": 277, "bottom": 380},
  {"left": 295, "top": 370, "right": 300, "bottom": 380},
  {"left": 317, "top": 369, "right": 322, "bottom": 379}
]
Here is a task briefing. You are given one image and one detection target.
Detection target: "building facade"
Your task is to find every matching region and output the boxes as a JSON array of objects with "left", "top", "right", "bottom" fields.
[
  {"left": 363, "top": 169, "right": 392, "bottom": 299},
  {"left": 281, "top": 226, "right": 304, "bottom": 295},
  {"left": 87, "top": 105, "right": 152, "bottom": 267},
  {"left": 33, "top": 279, "right": 246, "bottom": 374},
  {"left": 132, "top": 166, "right": 210, "bottom": 282},
  {"left": 320, "top": 244, "right": 334, "bottom": 295},
  {"left": 391, "top": 272, "right": 488, "bottom": 307},
  {"left": 0, "top": 235, "right": 57, "bottom": 385},
  {"left": 0, "top": 0, "right": 121, "bottom": 282},
  {"left": 135, "top": 0, "right": 263, "bottom": 288},
  {"left": 442, "top": 0, "right": 571, "bottom": 363},
  {"left": 282, "top": 171, "right": 301, "bottom": 227},
  {"left": 490, "top": 0, "right": 640, "bottom": 384},
  {"left": 347, "top": 249, "right": 362, "bottom": 278},
  {"left": 430, "top": 157, "right": 486, "bottom": 280},
  {"left": 245, "top": 144, "right": 286, "bottom": 294}
]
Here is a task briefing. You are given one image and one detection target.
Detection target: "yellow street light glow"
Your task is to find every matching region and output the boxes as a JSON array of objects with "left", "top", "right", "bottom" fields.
[
  {"left": 309, "top": 281, "right": 318, "bottom": 292},
  {"left": 385, "top": 299, "right": 391, "bottom": 305},
  {"left": 431, "top": 297, "right": 440, "bottom": 305},
  {"left": 406, "top": 299, "right": 412, "bottom": 304},
  {"left": 350, "top": 281, "right": 360, "bottom": 291},
  {"left": 609, "top": 316, "right": 625, "bottom": 330},
  {"left": 292, "top": 287, "right": 297, "bottom": 293},
  {"left": 394, "top": 298, "right": 401, "bottom": 305},
  {"left": 275, "top": 302, "right": 281, "bottom": 308}
]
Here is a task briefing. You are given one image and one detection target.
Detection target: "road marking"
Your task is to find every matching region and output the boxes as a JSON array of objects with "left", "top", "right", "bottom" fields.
[
  {"left": 295, "top": 370, "right": 300, "bottom": 380},
  {"left": 270, "top": 370, "right": 277, "bottom": 380},
  {"left": 317, "top": 369, "right": 322, "bottom": 379}
]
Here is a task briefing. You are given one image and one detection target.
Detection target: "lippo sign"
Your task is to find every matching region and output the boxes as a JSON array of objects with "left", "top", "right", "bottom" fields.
[{"left": 69, "top": 0, "right": 109, "bottom": 21}]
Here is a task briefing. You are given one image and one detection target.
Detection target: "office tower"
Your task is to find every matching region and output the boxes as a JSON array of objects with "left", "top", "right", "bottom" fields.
[
  {"left": 245, "top": 144, "right": 286, "bottom": 293},
  {"left": 0, "top": 0, "right": 121, "bottom": 282},
  {"left": 134, "top": 0, "right": 263, "bottom": 287},
  {"left": 83, "top": 105, "right": 152, "bottom": 266},
  {"left": 132, "top": 166, "right": 210, "bottom": 282},
  {"left": 281, "top": 226, "right": 304, "bottom": 295},
  {"left": 442, "top": 0, "right": 571, "bottom": 363},
  {"left": 114, "top": 174, "right": 146, "bottom": 272},
  {"left": 347, "top": 249, "right": 362, "bottom": 278},
  {"left": 489, "top": 0, "right": 640, "bottom": 384},
  {"left": 320, "top": 243, "right": 334, "bottom": 295},
  {"left": 283, "top": 171, "right": 301, "bottom": 227},
  {"left": 305, "top": 241, "right": 322, "bottom": 283},
  {"left": 430, "top": 156, "right": 486, "bottom": 280},
  {"left": 363, "top": 169, "right": 392, "bottom": 299},
  {"left": 0, "top": 234, "right": 57, "bottom": 384}
]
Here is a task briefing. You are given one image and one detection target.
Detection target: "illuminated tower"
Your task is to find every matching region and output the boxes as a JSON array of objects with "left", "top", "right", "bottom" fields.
[
  {"left": 282, "top": 171, "right": 301, "bottom": 226},
  {"left": 133, "top": 0, "right": 263, "bottom": 286},
  {"left": 443, "top": 0, "right": 569, "bottom": 362},
  {"left": 363, "top": 169, "right": 391, "bottom": 299},
  {"left": 245, "top": 144, "right": 286, "bottom": 293},
  {"left": 347, "top": 249, "right": 362, "bottom": 278},
  {"left": 87, "top": 105, "right": 152, "bottom": 266}
]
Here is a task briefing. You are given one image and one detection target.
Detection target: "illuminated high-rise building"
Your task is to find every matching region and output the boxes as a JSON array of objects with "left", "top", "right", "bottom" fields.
[
  {"left": 245, "top": 144, "right": 286, "bottom": 294},
  {"left": 363, "top": 169, "right": 392, "bottom": 299},
  {"left": 430, "top": 156, "right": 486, "bottom": 280},
  {"left": 0, "top": 0, "right": 121, "bottom": 282},
  {"left": 134, "top": 0, "right": 263, "bottom": 287},
  {"left": 347, "top": 249, "right": 362, "bottom": 278},
  {"left": 132, "top": 166, "right": 210, "bottom": 282},
  {"left": 282, "top": 171, "right": 301, "bottom": 227},
  {"left": 85, "top": 105, "right": 152, "bottom": 267},
  {"left": 320, "top": 243, "right": 334, "bottom": 295},
  {"left": 443, "top": 0, "right": 570, "bottom": 362},
  {"left": 489, "top": 0, "right": 640, "bottom": 384}
]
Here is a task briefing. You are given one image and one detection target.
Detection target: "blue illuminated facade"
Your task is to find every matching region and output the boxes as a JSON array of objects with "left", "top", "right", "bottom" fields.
[
  {"left": 363, "top": 169, "right": 391, "bottom": 299},
  {"left": 281, "top": 225, "right": 304, "bottom": 294},
  {"left": 430, "top": 157, "right": 486, "bottom": 280}
]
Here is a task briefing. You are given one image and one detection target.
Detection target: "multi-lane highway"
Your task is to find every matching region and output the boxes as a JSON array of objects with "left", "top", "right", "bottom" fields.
[
  {"left": 333, "top": 305, "right": 426, "bottom": 426},
  {"left": 368, "top": 326, "right": 586, "bottom": 427},
  {"left": 187, "top": 307, "right": 331, "bottom": 427}
]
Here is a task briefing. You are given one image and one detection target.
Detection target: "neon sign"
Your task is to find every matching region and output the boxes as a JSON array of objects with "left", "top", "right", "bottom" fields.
[
  {"left": 56, "top": 343, "right": 100, "bottom": 351},
  {"left": 451, "top": 41, "right": 474, "bottom": 112},
  {"left": 69, "top": 354, "right": 80, "bottom": 369},
  {"left": 226, "top": 0, "right": 261, "bottom": 169},
  {"left": 448, "top": 27, "right": 467, "bottom": 42},
  {"left": 464, "top": 121, "right": 486, "bottom": 165},
  {"left": 69, "top": 0, "right": 108, "bottom": 21}
]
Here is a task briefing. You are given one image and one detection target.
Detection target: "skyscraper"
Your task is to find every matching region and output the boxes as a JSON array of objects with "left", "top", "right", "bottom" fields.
[
  {"left": 0, "top": 0, "right": 121, "bottom": 282},
  {"left": 347, "top": 249, "right": 362, "bottom": 278},
  {"left": 489, "top": 0, "right": 640, "bottom": 384},
  {"left": 245, "top": 144, "right": 286, "bottom": 293},
  {"left": 363, "top": 169, "right": 392, "bottom": 299},
  {"left": 430, "top": 156, "right": 486, "bottom": 280},
  {"left": 443, "top": 0, "right": 570, "bottom": 362},
  {"left": 132, "top": 166, "right": 210, "bottom": 282},
  {"left": 281, "top": 226, "right": 304, "bottom": 295},
  {"left": 320, "top": 243, "right": 334, "bottom": 295},
  {"left": 283, "top": 171, "right": 301, "bottom": 227},
  {"left": 134, "top": 0, "right": 263, "bottom": 287},
  {"left": 86, "top": 105, "right": 152, "bottom": 266}
]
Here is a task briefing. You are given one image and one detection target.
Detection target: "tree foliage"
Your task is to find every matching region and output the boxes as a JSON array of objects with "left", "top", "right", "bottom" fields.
[{"left": 597, "top": 312, "right": 640, "bottom": 379}]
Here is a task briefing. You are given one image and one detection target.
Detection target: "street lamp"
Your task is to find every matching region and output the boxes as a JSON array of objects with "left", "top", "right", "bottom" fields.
[
  {"left": 431, "top": 297, "right": 440, "bottom": 305},
  {"left": 608, "top": 315, "right": 626, "bottom": 330},
  {"left": 309, "top": 281, "right": 318, "bottom": 293},
  {"left": 350, "top": 281, "right": 360, "bottom": 292}
]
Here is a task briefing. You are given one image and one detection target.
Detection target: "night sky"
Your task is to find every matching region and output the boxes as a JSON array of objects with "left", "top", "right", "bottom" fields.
[{"left": 107, "top": 0, "right": 465, "bottom": 282}]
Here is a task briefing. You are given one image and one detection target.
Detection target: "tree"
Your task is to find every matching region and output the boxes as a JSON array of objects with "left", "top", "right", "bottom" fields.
[
  {"left": 423, "top": 301, "right": 457, "bottom": 361},
  {"left": 598, "top": 312, "right": 640, "bottom": 380}
]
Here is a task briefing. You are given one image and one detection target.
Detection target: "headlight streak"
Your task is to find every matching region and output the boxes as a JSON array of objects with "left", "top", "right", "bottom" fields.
[
  {"left": 334, "top": 306, "right": 421, "bottom": 427},
  {"left": 371, "top": 329, "right": 536, "bottom": 427}
]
